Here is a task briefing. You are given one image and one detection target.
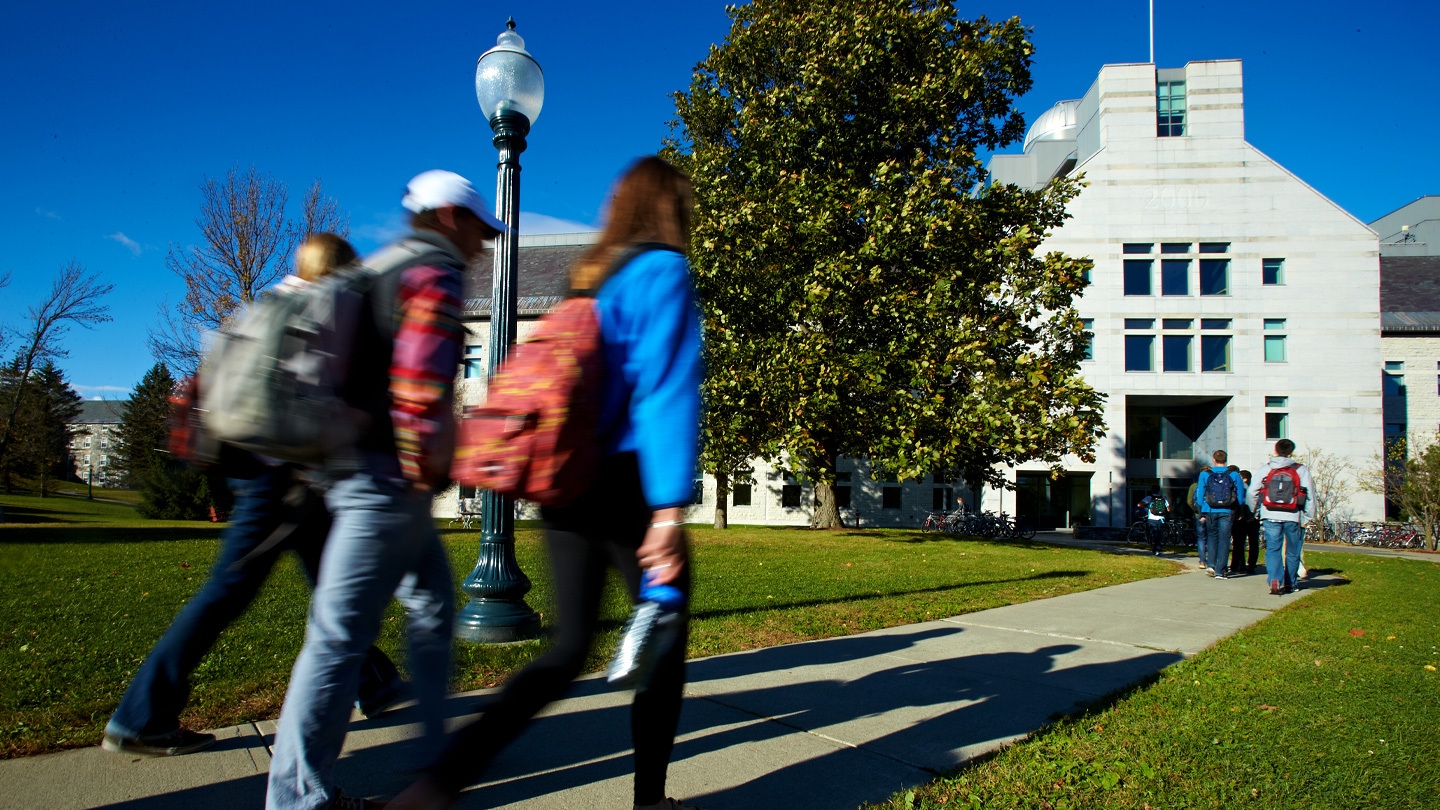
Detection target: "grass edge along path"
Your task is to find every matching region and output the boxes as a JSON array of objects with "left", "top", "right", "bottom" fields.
[
  {"left": 0, "top": 497, "right": 1175, "bottom": 759},
  {"left": 866, "top": 550, "right": 1440, "bottom": 810}
]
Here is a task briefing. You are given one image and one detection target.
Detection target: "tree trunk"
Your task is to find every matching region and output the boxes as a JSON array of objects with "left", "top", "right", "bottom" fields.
[
  {"left": 810, "top": 449, "right": 843, "bottom": 529},
  {"left": 713, "top": 471, "right": 729, "bottom": 530}
]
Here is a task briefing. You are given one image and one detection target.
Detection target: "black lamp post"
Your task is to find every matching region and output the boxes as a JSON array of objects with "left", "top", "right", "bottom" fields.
[{"left": 455, "top": 17, "right": 544, "bottom": 643}]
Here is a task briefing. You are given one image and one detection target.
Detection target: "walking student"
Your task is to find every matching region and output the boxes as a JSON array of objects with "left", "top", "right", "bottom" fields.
[
  {"left": 265, "top": 172, "right": 504, "bottom": 810},
  {"left": 1249, "top": 439, "right": 1315, "bottom": 594},
  {"left": 102, "top": 235, "right": 404, "bottom": 758},
  {"left": 1196, "top": 450, "right": 1246, "bottom": 579},
  {"left": 1142, "top": 487, "right": 1167, "bottom": 554},
  {"left": 1232, "top": 468, "right": 1261, "bottom": 574},
  {"left": 392, "top": 156, "right": 704, "bottom": 810}
]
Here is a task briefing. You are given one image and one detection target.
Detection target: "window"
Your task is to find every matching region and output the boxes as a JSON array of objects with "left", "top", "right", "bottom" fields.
[
  {"left": 1198, "top": 259, "right": 1229, "bottom": 295},
  {"left": 1127, "top": 406, "right": 1196, "bottom": 460},
  {"left": 835, "top": 471, "right": 852, "bottom": 508},
  {"left": 1161, "top": 260, "right": 1190, "bottom": 295},
  {"left": 1200, "top": 335, "right": 1231, "bottom": 372},
  {"left": 1124, "top": 318, "right": 1155, "bottom": 330},
  {"left": 1160, "top": 243, "right": 1190, "bottom": 254},
  {"left": 1124, "top": 260, "right": 1153, "bottom": 295},
  {"left": 1199, "top": 242, "right": 1230, "bottom": 254},
  {"left": 1163, "top": 335, "right": 1192, "bottom": 371},
  {"left": 693, "top": 479, "right": 705, "bottom": 505},
  {"left": 732, "top": 484, "right": 752, "bottom": 506},
  {"left": 1125, "top": 335, "right": 1155, "bottom": 372},
  {"left": 1081, "top": 319, "right": 1094, "bottom": 360},
  {"left": 1386, "top": 361, "right": 1405, "bottom": 371},
  {"left": 882, "top": 486, "right": 902, "bottom": 509},
  {"left": 1081, "top": 266, "right": 1091, "bottom": 284},
  {"left": 932, "top": 487, "right": 954, "bottom": 510},
  {"left": 781, "top": 484, "right": 802, "bottom": 508},
  {"left": 1265, "top": 396, "right": 1289, "bottom": 408},
  {"left": 463, "top": 345, "right": 485, "bottom": 379},
  {"left": 1201, "top": 319, "right": 1232, "bottom": 330},
  {"left": 1123, "top": 243, "right": 1153, "bottom": 254},
  {"left": 1162, "top": 319, "right": 1193, "bottom": 330},
  {"left": 1263, "top": 258, "right": 1285, "bottom": 286},
  {"left": 1265, "top": 412, "right": 1289, "bottom": 440},
  {"left": 1264, "top": 319, "right": 1287, "bottom": 363},
  {"left": 1157, "top": 80, "right": 1186, "bottom": 136},
  {"left": 1384, "top": 372, "right": 1406, "bottom": 397}
]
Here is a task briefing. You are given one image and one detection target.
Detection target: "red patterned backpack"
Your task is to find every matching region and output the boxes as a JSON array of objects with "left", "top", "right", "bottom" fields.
[{"left": 451, "top": 297, "right": 605, "bottom": 505}]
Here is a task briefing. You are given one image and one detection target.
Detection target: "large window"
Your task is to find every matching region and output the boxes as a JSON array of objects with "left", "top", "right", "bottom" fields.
[
  {"left": 882, "top": 486, "right": 902, "bottom": 509},
  {"left": 1081, "top": 319, "right": 1094, "bottom": 360},
  {"left": 1125, "top": 335, "right": 1155, "bottom": 372},
  {"left": 1157, "top": 80, "right": 1186, "bottom": 136},
  {"left": 1124, "top": 260, "right": 1153, "bottom": 296},
  {"left": 1266, "top": 412, "right": 1289, "bottom": 440},
  {"left": 1127, "top": 406, "right": 1197, "bottom": 460},
  {"left": 1161, "top": 260, "right": 1190, "bottom": 295},
  {"left": 732, "top": 483, "right": 752, "bottom": 506},
  {"left": 1201, "top": 335, "right": 1232, "bottom": 372},
  {"left": 1264, "top": 319, "right": 1288, "bottom": 363},
  {"left": 1263, "top": 258, "right": 1286, "bottom": 286},
  {"left": 1199, "top": 259, "right": 1229, "bottom": 295},
  {"left": 1163, "top": 335, "right": 1192, "bottom": 372},
  {"left": 835, "top": 471, "right": 852, "bottom": 508}
]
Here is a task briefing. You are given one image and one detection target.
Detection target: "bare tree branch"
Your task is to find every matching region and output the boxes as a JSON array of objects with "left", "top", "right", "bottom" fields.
[
  {"left": 300, "top": 179, "right": 350, "bottom": 239},
  {"left": 149, "top": 167, "right": 349, "bottom": 367},
  {"left": 0, "top": 260, "right": 113, "bottom": 469}
]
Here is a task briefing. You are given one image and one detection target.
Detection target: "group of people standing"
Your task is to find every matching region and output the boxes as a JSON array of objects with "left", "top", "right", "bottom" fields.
[
  {"left": 1141, "top": 439, "right": 1314, "bottom": 594},
  {"left": 101, "top": 158, "right": 705, "bottom": 810}
]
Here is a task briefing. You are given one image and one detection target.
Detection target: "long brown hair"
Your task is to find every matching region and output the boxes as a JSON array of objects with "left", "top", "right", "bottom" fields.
[
  {"left": 295, "top": 233, "right": 358, "bottom": 281},
  {"left": 571, "top": 156, "right": 693, "bottom": 293}
]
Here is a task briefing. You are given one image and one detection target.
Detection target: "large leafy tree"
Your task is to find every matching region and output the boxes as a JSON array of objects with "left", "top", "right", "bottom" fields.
[{"left": 669, "top": 0, "right": 1104, "bottom": 527}]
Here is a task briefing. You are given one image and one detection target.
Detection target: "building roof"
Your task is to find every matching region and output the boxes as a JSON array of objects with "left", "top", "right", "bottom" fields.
[
  {"left": 1380, "top": 256, "right": 1440, "bottom": 312},
  {"left": 74, "top": 400, "right": 126, "bottom": 424},
  {"left": 463, "top": 238, "right": 592, "bottom": 320},
  {"left": 1382, "top": 312, "right": 1440, "bottom": 333}
]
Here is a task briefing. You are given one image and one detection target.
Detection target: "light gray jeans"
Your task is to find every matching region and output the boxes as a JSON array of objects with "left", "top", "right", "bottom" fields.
[{"left": 266, "top": 472, "right": 454, "bottom": 810}]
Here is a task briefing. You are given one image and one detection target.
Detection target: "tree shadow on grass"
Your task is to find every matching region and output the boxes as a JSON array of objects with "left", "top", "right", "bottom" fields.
[
  {"left": 688, "top": 570, "right": 1093, "bottom": 622},
  {"left": 0, "top": 525, "right": 225, "bottom": 545}
]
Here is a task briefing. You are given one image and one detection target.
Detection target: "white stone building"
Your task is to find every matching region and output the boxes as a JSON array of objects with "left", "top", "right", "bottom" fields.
[{"left": 985, "top": 59, "right": 1385, "bottom": 528}]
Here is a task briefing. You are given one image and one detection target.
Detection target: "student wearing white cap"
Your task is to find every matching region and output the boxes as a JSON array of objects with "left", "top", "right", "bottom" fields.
[{"left": 266, "top": 170, "right": 502, "bottom": 810}]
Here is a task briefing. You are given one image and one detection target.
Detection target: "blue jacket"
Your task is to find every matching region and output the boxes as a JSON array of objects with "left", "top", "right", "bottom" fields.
[
  {"left": 594, "top": 249, "right": 703, "bottom": 509},
  {"left": 1196, "top": 466, "right": 1246, "bottom": 513}
]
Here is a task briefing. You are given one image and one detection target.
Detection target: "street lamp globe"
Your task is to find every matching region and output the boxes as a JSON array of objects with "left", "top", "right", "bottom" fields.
[{"left": 475, "top": 18, "right": 544, "bottom": 128}]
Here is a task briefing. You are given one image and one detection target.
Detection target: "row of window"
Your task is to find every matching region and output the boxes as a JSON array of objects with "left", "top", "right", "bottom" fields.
[
  {"left": 1119, "top": 244, "right": 1287, "bottom": 297},
  {"left": 1381, "top": 360, "right": 1440, "bottom": 398},
  {"left": 717, "top": 483, "right": 958, "bottom": 511},
  {"left": 1095, "top": 318, "right": 1287, "bottom": 372}
]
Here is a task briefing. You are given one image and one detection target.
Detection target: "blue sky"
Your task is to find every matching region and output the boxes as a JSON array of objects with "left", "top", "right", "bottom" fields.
[{"left": 2, "top": 0, "right": 1436, "bottom": 398}]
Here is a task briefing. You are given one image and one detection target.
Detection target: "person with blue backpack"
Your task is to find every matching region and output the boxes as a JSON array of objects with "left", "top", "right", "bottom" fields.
[{"left": 1196, "top": 450, "right": 1247, "bottom": 579}]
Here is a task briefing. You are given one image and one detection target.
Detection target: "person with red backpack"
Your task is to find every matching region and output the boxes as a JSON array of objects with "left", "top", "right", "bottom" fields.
[
  {"left": 1248, "top": 439, "right": 1315, "bottom": 594},
  {"left": 393, "top": 157, "right": 703, "bottom": 810}
]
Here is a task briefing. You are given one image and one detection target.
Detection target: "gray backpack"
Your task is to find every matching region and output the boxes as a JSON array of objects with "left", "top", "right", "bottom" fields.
[{"left": 199, "top": 238, "right": 452, "bottom": 464}]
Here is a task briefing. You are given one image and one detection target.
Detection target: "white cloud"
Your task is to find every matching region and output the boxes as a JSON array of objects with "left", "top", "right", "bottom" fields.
[
  {"left": 107, "top": 232, "right": 142, "bottom": 256},
  {"left": 36, "top": 208, "right": 61, "bottom": 220},
  {"left": 520, "top": 211, "right": 598, "bottom": 235},
  {"left": 352, "top": 211, "right": 409, "bottom": 251},
  {"left": 75, "top": 384, "right": 132, "bottom": 397}
]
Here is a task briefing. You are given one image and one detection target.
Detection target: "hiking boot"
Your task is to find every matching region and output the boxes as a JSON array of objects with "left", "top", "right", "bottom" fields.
[
  {"left": 636, "top": 800, "right": 706, "bottom": 810},
  {"left": 102, "top": 728, "right": 216, "bottom": 757},
  {"left": 331, "top": 788, "right": 388, "bottom": 810},
  {"left": 357, "top": 680, "right": 409, "bottom": 719}
]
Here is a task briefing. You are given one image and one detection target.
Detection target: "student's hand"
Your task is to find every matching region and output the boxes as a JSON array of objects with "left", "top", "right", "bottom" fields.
[{"left": 638, "top": 507, "right": 687, "bottom": 586}]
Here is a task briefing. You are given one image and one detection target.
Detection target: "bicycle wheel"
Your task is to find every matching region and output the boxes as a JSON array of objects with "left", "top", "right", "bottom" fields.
[
  {"left": 1127, "top": 522, "right": 1150, "bottom": 544},
  {"left": 1013, "top": 518, "right": 1036, "bottom": 540}
]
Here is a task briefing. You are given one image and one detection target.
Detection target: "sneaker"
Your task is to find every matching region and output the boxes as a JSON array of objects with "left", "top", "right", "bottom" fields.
[
  {"left": 636, "top": 800, "right": 706, "bottom": 810},
  {"left": 331, "top": 789, "right": 388, "bottom": 810},
  {"left": 1214, "top": 573, "right": 1228, "bottom": 580},
  {"left": 1269, "top": 582, "right": 1282, "bottom": 595},
  {"left": 357, "top": 680, "right": 409, "bottom": 719},
  {"left": 1205, "top": 568, "right": 1216, "bottom": 577},
  {"left": 102, "top": 728, "right": 216, "bottom": 757}
]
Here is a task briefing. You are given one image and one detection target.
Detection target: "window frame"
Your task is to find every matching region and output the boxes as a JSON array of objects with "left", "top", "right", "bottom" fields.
[
  {"left": 1125, "top": 334, "right": 1156, "bottom": 372},
  {"left": 1200, "top": 334, "right": 1232, "bottom": 372},
  {"left": 1198, "top": 258, "right": 1230, "bottom": 296},
  {"left": 1161, "top": 259, "right": 1191, "bottom": 296},
  {"left": 1162, "top": 334, "right": 1193, "bottom": 372},
  {"left": 1262, "top": 258, "right": 1286, "bottom": 286},
  {"left": 1123, "top": 260, "right": 1154, "bottom": 296}
]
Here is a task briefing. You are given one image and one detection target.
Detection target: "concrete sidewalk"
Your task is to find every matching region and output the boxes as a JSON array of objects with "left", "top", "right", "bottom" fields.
[{"left": 0, "top": 567, "right": 1339, "bottom": 810}]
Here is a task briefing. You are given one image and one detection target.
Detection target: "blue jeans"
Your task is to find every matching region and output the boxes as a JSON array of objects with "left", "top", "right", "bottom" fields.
[
  {"left": 1263, "top": 519, "right": 1305, "bottom": 589},
  {"left": 1194, "top": 516, "right": 1207, "bottom": 563},
  {"left": 266, "top": 472, "right": 454, "bottom": 810},
  {"left": 106, "top": 463, "right": 399, "bottom": 740},
  {"left": 1202, "top": 511, "right": 1233, "bottom": 575}
]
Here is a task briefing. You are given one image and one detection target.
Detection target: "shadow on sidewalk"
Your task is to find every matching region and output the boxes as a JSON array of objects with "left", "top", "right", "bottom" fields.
[{"left": 98, "top": 625, "right": 1182, "bottom": 809}]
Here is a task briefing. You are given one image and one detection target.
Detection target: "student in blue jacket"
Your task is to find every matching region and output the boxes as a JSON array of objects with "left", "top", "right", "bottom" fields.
[
  {"left": 1196, "top": 450, "right": 1247, "bottom": 579},
  {"left": 395, "top": 157, "right": 704, "bottom": 810}
]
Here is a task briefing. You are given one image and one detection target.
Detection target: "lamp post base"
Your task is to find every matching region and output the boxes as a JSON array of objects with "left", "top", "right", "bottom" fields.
[
  {"left": 454, "top": 599, "right": 541, "bottom": 644},
  {"left": 454, "top": 528, "right": 541, "bottom": 644}
]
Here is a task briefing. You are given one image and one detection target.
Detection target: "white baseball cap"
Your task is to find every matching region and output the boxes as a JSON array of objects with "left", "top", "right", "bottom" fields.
[{"left": 401, "top": 169, "right": 508, "bottom": 234}]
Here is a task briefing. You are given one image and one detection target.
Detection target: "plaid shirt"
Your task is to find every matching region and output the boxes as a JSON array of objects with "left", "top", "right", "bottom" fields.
[{"left": 390, "top": 263, "right": 464, "bottom": 484}]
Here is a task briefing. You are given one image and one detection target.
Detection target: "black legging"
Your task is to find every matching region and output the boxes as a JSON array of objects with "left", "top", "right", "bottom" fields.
[{"left": 429, "top": 453, "right": 690, "bottom": 805}]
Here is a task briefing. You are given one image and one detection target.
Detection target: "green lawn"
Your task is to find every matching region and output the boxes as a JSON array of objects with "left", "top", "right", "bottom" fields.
[
  {"left": 867, "top": 551, "right": 1440, "bottom": 810},
  {"left": 0, "top": 494, "right": 1173, "bottom": 759}
]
